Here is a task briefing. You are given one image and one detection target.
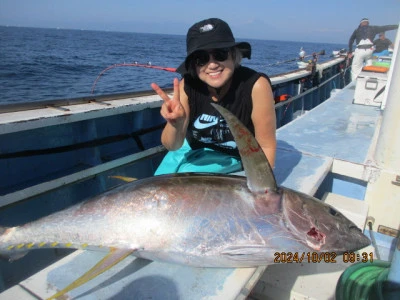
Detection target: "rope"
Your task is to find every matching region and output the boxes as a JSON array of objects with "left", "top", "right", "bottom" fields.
[{"left": 335, "top": 260, "right": 398, "bottom": 300}]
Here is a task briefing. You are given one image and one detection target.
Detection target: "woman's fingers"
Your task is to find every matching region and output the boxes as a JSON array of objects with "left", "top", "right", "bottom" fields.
[
  {"left": 172, "top": 78, "right": 180, "bottom": 102},
  {"left": 152, "top": 78, "right": 185, "bottom": 124},
  {"left": 151, "top": 82, "right": 170, "bottom": 102},
  {"left": 151, "top": 78, "right": 180, "bottom": 103}
]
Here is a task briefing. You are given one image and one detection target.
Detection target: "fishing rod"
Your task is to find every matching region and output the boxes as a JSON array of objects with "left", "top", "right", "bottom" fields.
[
  {"left": 91, "top": 62, "right": 177, "bottom": 94},
  {"left": 91, "top": 49, "right": 327, "bottom": 93},
  {"left": 265, "top": 49, "right": 326, "bottom": 67}
]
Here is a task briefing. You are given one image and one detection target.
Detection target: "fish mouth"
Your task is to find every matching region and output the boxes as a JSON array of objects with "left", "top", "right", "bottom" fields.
[
  {"left": 318, "top": 225, "right": 371, "bottom": 252},
  {"left": 348, "top": 226, "right": 371, "bottom": 250}
]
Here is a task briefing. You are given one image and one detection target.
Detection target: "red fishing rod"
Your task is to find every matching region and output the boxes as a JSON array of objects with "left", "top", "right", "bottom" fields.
[
  {"left": 91, "top": 62, "right": 177, "bottom": 94},
  {"left": 91, "top": 49, "right": 328, "bottom": 93}
]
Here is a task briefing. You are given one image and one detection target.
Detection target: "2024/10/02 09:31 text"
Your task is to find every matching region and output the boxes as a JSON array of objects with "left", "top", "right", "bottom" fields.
[{"left": 274, "top": 252, "right": 374, "bottom": 263}]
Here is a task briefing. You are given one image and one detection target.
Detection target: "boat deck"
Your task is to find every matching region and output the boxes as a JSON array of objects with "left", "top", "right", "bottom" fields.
[{"left": 0, "top": 82, "right": 384, "bottom": 299}]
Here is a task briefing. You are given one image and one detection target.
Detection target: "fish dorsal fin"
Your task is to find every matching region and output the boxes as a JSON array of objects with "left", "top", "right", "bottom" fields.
[{"left": 211, "top": 104, "right": 277, "bottom": 193}]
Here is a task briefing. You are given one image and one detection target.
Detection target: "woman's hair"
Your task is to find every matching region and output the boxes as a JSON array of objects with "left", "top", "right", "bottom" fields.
[
  {"left": 187, "top": 47, "right": 243, "bottom": 78},
  {"left": 232, "top": 47, "right": 243, "bottom": 66}
]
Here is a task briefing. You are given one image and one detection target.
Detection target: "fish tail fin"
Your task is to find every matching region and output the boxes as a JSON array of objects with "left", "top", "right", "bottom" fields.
[
  {"left": 47, "top": 248, "right": 135, "bottom": 300},
  {"left": 0, "top": 226, "right": 29, "bottom": 261},
  {"left": 0, "top": 250, "right": 29, "bottom": 261},
  {"left": 0, "top": 226, "right": 7, "bottom": 236},
  {"left": 0, "top": 226, "right": 8, "bottom": 260}
]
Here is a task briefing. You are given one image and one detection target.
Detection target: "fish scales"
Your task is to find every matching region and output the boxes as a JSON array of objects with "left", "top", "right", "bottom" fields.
[{"left": 0, "top": 174, "right": 304, "bottom": 267}]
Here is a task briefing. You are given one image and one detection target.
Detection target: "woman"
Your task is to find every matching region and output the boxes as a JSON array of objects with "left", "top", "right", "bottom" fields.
[{"left": 151, "top": 18, "right": 276, "bottom": 175}]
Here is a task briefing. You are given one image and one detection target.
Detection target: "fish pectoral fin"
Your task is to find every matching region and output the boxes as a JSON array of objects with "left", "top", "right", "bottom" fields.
[
  {"left": 221, "top": 246, "right": 267, "bottom": 260},
  {"left": 109, "top": 175, "right": 137, "bottom": 182},
  {"left": 47, "top": 248, "right": 135, "bottom": 300}
]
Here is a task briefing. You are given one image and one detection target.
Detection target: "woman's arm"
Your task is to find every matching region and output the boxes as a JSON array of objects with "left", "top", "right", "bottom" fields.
[{"left": 251, "top": 76, "right": 277, "bottom": 168}]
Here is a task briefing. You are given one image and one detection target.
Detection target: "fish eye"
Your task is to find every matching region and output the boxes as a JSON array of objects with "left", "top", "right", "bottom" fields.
[
  {"left": 349, "top": 225, "right": 361, "bottom": 231},
  {"left": 328, "top": 207, "right": 339, "bottom": 216}
]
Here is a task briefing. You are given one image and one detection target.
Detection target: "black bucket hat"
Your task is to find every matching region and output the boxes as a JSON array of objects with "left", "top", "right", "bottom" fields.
[{"left": 176, "top": 18, "right": 251, "bottom": 74}]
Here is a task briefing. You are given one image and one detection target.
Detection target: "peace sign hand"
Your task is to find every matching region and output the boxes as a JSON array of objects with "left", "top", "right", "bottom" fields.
[{"left": 151, "top": 78, "right": 186, "bottom": 128}]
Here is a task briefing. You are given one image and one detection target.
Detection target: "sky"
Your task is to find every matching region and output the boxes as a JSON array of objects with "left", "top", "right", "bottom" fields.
[{"left": 1, "top": 0, "right": 399, "bottom": 44}]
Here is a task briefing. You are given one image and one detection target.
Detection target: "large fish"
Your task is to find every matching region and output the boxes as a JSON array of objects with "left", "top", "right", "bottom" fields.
[{"left": 0, "top": 104, "right": 370, "bottom": 299}]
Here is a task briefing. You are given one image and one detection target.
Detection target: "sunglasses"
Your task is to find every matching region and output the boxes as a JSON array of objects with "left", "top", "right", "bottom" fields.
[{"left": 191, "top": 48, "right": 231, "bottom": 67}]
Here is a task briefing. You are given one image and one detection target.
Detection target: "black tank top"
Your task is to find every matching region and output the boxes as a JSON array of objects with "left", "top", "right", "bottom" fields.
[{"left": 184, "top": 66, "right": 270, "bottom": 156}]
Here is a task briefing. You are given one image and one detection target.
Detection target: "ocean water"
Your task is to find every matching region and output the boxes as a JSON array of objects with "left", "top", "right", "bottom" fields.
[{"left": 0, "top": 26, "right": 346, "bottom": 104}]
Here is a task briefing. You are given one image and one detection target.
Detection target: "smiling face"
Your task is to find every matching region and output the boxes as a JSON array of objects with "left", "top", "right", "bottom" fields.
[{"left": 193, "top": 49, "right": 235, "bottom": 89}]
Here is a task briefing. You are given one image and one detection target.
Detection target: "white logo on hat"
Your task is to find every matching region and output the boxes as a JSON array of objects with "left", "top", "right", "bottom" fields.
[{"left": 199, "top": 24, "right": 214, "bottom": 33}]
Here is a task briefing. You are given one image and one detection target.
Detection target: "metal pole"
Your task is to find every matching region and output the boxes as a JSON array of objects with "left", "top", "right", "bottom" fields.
[{"left": 387, "top": 238, "right": 400, "bottom": 290}]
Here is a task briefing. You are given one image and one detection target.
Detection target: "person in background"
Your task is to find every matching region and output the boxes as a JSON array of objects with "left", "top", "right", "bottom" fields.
[
  {"left": 373, "top": 32, "right": 393, "bottom": 56},
  {"left": 151, "top": 18, "right": 276, "bottom": 175},
  {"left": 347, "top": 18, "right": 398, "bottom": 81}
]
